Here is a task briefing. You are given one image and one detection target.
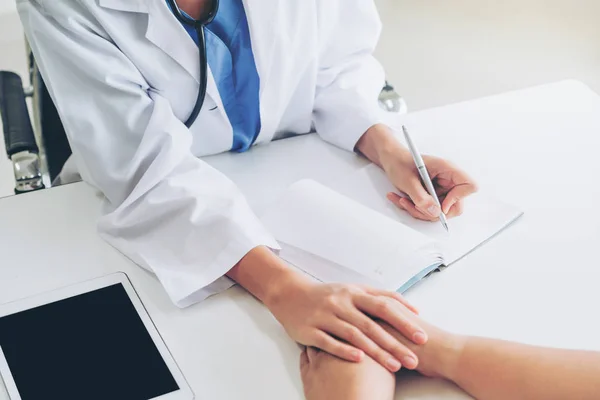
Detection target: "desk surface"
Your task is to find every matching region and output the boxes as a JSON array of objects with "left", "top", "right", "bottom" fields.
[{"left": 1, "top": 80, "right": 599, "bottom": 399}]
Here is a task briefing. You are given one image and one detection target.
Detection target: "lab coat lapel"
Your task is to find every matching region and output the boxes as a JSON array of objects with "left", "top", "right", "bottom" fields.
[
  {"left": 243, "top": 0, "right": 280, "bottom": 141},
  {"left": 97, "top": 0, "right": 148, "bottom": 13},
  {"left": 243, "top": 0, "right": 279, "bottom": 84},
  {"left": 145, "top": 1, "right": 200, "bottom": 84},
  {"left": 145, "top": 0, "right": 221, "bottom": 106},
  {"left": 98, "top": 0, "right": 220, "bottom": 111}
]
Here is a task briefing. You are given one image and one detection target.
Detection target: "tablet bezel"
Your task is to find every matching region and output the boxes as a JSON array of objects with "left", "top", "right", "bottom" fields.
[{"left": 0, "top": 272, "right": 194, "bottom": 400}]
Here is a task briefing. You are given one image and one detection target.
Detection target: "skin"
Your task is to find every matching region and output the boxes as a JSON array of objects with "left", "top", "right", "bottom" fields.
[
  {"left": 300, "top": 346, "right": 395, "bottom": 400},
  {"left": 176, "top": 0, "right": 213, "bottom": 19},
  {"left": 177, "top": 0, "right": 478, "bottom": 373},
  {"left": 227, "top": 246, "right": 425, "bottom": 372},
  {"left": 301, "top": 300, "right": 600, "bottom": 400},
  {"left": 355, "top": 125, "right": 478, "bottom": 221}
]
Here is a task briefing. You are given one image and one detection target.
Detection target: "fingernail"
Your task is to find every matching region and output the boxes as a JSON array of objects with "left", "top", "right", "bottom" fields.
[
  {"left": 353, "top": 350, "right": 364, "bottom": 361},
  {"left": 413, "top": 331, "right": 428, "bottom": 344},
  {"left": 402, "top": 355, "right": 418, "bottom": 370},
  {"left": 386, "top": 358, "right": 401, "bottom": 371},
  {"left": 427, "top": 205, "right": 441, "bottom": 217}
]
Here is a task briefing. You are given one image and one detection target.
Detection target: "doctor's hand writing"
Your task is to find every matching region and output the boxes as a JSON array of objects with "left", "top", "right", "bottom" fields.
[
  {"left": 357, "top": 125, "right": 478, "bottom": 221},
  {"left": 228, "top": 247, "right": 427, "bottom": 373},
  {"left": 385, "top": 154, "right": 478, "bottom": 221}
]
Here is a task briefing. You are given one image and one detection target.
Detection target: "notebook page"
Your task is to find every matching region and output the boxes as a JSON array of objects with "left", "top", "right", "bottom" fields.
[
  {"left": 260, "top": 180, "right": 442, "bottom": 287},
  {"left": 329, "top": 164, "right": 523, "bottom": 265}
]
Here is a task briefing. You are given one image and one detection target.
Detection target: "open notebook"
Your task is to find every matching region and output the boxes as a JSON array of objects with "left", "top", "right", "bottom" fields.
[{"left": 260, "top": 165, "right": 523, "bottom": 293}]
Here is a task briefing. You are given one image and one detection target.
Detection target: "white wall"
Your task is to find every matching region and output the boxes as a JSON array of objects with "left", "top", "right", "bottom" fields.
[
  {"left": 374, "top": 0, "right": 600, "bottom": 110},
  {"left": 0, "top": 0, "right": 16, "bottom": 16}
]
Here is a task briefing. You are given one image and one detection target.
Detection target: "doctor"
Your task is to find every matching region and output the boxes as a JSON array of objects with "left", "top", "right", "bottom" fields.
[{"left": 18, "top": 0, "right": 477, "bottom": 373}]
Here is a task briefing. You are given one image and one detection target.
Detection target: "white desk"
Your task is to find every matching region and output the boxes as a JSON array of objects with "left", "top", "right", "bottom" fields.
[{"left": 1, "top": 80, "right": 600, "bottom": 399}]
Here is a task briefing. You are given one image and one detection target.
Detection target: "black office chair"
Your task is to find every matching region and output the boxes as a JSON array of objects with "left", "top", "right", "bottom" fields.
[{"left": 0, "top": 42, "right": 406, "bottom": 195}]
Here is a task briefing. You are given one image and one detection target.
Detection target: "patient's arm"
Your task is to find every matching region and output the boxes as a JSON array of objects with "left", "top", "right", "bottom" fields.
[{"left": 380, "top": 303, "right": 600, "bottom": 400}]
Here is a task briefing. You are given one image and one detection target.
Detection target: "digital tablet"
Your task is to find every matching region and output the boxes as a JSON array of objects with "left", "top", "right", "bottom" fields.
[{"left": 0, "top": 273, "right": 194, "bottom": 400}]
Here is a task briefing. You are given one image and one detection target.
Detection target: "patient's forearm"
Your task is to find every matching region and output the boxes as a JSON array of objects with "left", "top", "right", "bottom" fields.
[
  {"left": 448, "top": 337, "right": 600, "bottom": 400},
  {"left": 379, "top": 314, "right": 600, "bottom": 400}
]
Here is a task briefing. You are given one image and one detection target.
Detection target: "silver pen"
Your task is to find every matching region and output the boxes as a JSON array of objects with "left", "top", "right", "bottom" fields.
[{"left": 402, "top": 125, "right": 449, "bottom": 232}]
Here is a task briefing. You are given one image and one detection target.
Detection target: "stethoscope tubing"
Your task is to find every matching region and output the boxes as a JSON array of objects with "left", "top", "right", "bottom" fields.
[{"left": 165, "top": 0, "right": 220, "bottom": 127}]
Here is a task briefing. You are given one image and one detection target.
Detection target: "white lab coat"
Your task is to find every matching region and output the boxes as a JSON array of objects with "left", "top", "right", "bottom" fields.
[{"left": 17, "top": 0, "right": 388, "bottom": 307}]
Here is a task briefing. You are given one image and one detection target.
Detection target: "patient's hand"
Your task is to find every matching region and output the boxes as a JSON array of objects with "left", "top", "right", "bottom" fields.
[
  {"left": 377, "top": 300, "right": 465, "bottom": 380},
  {"left": 300, "top": 347, "right": 396, "bottom": 400}
]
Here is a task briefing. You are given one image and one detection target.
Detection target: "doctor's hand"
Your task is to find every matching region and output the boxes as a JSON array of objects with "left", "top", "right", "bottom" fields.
[
  {"left": 384, "top": 154, "right": 478, "bottom": 221},
  {"left": 266, "top": 279, "right": 428, "bottom": 373},
  {"left": 357, "top": 125, "right": 478, "bottom": 222}
]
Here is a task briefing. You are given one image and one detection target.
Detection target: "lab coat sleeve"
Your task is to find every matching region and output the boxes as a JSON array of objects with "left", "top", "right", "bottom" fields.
[
  {"left": 18, "top": 1, "right": 279, "bottom": 307},
  {"left": 313, "top": 0, "right": 388, "bottom": 152}
]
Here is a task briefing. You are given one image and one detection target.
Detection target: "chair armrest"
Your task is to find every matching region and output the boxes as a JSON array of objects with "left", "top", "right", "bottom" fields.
[
  {"left": 0, "top": 71, "right": 44, "bottom": 193},
  {"left": 0, "top": 71, "right": 38, "bottom": 155}
]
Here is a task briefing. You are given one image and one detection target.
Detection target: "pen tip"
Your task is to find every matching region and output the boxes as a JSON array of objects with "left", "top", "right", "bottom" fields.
[{"left": 441, "top": 219, "right": 449, "bottom": 232}]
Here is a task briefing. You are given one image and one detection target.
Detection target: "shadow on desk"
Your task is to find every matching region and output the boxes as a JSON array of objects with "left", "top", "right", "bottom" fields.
[{"left": 396, "top": 371, "right": 472, "bottom": 399}]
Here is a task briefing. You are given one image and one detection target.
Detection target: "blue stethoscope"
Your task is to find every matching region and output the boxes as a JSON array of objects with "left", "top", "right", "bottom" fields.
[{"left": 165, "top": 0, "right": 220, "bottom": 127}]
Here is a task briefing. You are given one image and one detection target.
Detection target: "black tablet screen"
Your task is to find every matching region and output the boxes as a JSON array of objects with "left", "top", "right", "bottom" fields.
[{"left": 0, "top": 283, "right": 180, "bottom": 400}]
